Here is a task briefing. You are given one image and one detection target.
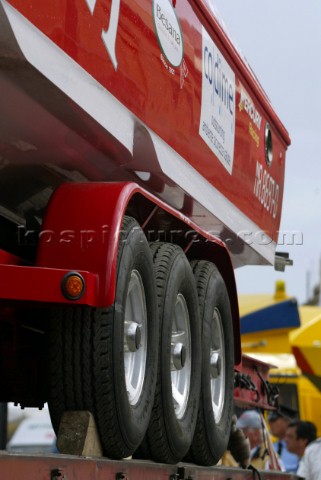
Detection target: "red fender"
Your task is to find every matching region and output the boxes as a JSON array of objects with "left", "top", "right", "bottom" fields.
[
  {"left": 36, "top": 181, "right": 241, "bottom": 362},
  {"left": 36, "top": 182, "right": 142, "bottom": 307}
]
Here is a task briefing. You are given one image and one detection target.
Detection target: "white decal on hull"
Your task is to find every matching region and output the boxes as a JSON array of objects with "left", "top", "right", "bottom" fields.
[
  {"left": 199, "top": 27, "right": 236, "bottom": 174},
  {"left": 85, "top": 0, "right": 97, "bottom": 15},
  {"left": 85, "top": 0, "right": 121, "bottom": 70},
  {"left": 101, "top": 0, "right": 121, "bottom": 70}
]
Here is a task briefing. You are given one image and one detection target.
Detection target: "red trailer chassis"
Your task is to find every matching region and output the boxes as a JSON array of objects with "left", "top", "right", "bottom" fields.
[{"left": 0, "top": 452, "right": 296, "bottom": 480}]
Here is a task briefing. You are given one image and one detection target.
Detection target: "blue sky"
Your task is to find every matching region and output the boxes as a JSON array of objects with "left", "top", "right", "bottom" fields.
[{"left": 213, "top": 0, "right": 321, "bottom": 304}]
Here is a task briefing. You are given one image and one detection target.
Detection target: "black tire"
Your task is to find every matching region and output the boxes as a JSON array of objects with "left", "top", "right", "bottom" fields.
[
  {"left": 187, "top": 260, "right": 235, "bottom": 466},
  {"left": 46, "top": 216, "right": 158, "bottom": 458},
  {"left": 138, "top": 242, "right": 201, "bottom": 463}
]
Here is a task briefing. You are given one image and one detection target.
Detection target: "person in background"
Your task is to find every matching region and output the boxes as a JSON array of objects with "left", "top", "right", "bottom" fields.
[
  {"left": 297, "top": 437, "right": 321, "bottom": 480},
  {"left": 220, "top": 415, "right": 251, "bottom": 468},
  {"left": 236, "top": 410, "right": 281, "bottom": 470},
  {"left": 285, "top": 420, "right": 317, "bottom": 477},
  {"left": 268, "top": 405, "right": 299, "bottom": 473}
]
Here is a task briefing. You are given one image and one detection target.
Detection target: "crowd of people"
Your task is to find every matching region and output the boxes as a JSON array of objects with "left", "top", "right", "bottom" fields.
[{"left": 225, "top": 406, "right": 321, "bottom": 480}]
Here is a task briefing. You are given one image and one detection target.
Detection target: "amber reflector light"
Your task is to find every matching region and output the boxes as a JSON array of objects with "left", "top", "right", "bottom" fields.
[{"left": 62, "top": 272, "right": 85, "bottom": 300}]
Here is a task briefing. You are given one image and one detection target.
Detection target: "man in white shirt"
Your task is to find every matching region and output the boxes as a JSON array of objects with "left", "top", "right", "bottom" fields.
[
  {"left": 285, "top": 420, "right": 318, "bottom": 480},
  {"left": 297, "top": 438, "right": 321, "bottom": 480}
]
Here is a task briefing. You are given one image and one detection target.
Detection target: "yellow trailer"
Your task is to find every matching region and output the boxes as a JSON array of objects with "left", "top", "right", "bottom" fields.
[{"left": 239, "top": 282, "right": 321, "bottom": 436}]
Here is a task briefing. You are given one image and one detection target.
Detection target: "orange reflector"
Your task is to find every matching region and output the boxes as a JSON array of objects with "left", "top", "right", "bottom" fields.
[{"left": 62, "top": 273, "right": 85, "bottom": 300}]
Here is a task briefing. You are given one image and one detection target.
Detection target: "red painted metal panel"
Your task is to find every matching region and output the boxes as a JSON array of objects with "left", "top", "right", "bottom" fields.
[
  {"left": 36, "top": 182, "right": 140, "bottom": 307},
  {"left": 0, "top": 452, "right": 296, "bottom": 480},
  {"left": 0, "top": 249, "right": 22, "bottom": 266},
  {"left": 234, "top": 354, "right": 277, "bottom": 410}
]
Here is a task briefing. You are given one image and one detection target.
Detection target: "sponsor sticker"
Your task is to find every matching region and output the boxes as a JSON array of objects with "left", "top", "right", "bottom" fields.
[
  {"left": 199, "top": 28, "right": 235, "bottom": 174},
  {"left": 239, "top": 87, "right": 262, "bottom": 130},
  {"left": 153, "top": 0, "right": 184, "bottom": 67},
  {"left": 254, "top": 160, "right": 279, "bottom": 219},
  {"left": 239, "top": 86, "right": 262, "bottom": 148}
]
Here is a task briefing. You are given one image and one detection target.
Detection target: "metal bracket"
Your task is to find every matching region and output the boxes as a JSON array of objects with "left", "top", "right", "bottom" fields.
[
  {"left": 234, "top": 372, "right": 260, "bottom": 402},
  {"left": 275, "top": 252, "right": 293, "bottom": 271},
  {"left": 256, "top": 368, "right": 279, "bottom": 407}
]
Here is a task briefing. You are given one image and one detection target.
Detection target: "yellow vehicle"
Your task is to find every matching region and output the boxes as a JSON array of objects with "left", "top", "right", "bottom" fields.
[
  {"left": 290, "top": 310, "right": 321, "bottom": 394},
  {"left": 239, "top": 282, "right": 321, "bottom": 436}
]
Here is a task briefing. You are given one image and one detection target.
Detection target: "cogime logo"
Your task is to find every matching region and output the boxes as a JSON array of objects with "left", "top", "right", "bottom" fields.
[
  {"left": 203, "top": 45, "right": 234, "bottom": 117},
  {"left": 199, "top": 27, "right": 235, "bottom": 174}
]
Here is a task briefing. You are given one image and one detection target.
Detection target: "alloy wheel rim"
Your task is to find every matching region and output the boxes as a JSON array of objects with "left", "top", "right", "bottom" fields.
[
  {"left": 210, "top": 307, "right": 225, "bottom": 422},
  {"left": 124, "top": 269, "right": 148, "bottom": 406},
  {"left": 171, "top": 293, "right": 191, "bottom": 419}
]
